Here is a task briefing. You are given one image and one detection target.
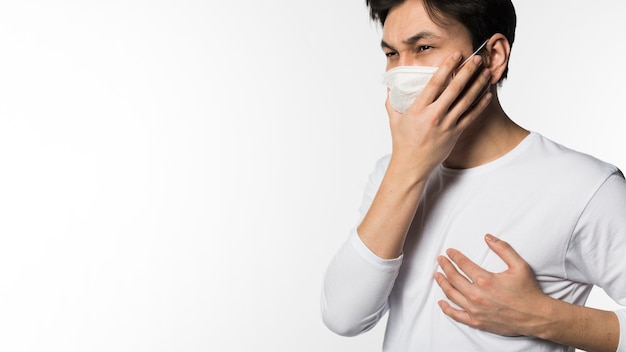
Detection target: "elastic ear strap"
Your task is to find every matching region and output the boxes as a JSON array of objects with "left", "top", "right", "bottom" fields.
[{"left": 458, "top": 39, "right": 490, "bottom": 68}]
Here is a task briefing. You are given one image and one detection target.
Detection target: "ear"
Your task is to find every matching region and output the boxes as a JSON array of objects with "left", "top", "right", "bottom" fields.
[{"left": 484, "top": 33, "right": 511, "bottom": 85}]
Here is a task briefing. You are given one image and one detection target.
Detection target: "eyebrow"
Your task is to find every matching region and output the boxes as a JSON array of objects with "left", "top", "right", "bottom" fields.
[{"left": 381, "top": 30, "right": 442, "bottom": 51}]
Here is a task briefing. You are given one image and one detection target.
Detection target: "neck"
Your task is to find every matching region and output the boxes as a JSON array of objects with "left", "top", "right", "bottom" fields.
[{"left": 443, "top": 92, "right": 529, "bottom": 169}]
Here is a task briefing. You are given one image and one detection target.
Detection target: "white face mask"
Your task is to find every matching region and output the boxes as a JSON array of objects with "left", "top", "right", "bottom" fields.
[
  {"left": 382, "top": 65, "right": 438, "bottom": 113},
  {"left": 381, "top": 40, "right": 489, "bottom": 113}
]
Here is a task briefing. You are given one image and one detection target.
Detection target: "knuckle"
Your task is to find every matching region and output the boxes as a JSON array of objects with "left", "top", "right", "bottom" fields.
[
  {"left": 428, "top": 73, "right": 448, "bottom": 88},
  {"left": 456, "top": 256, "right": 469, "bottom": 267},
  {"left": 465, "top": 307, "right": 483, "bottom": 324},
  {"left": 473, "top": 320, "right": 486, "bottom": 331},
  {"left": 473, "top": 274, "right": 491, "bottom": 288},
  {"left": 499, "top": 241, "right": 512, "bottom": 250},
  {"left": 467, "top": 291, "right": 485, "bottom": 305}
]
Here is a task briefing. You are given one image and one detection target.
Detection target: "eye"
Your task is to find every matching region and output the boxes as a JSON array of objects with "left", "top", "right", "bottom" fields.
[
  {"left": 384, "top": 51, "right": 398, "bottom": 58},
  {"left": 417, "top": 45, "right": 433, "bottom": 52}
]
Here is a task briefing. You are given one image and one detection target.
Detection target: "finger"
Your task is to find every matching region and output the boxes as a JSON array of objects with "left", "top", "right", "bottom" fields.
[
  {"left": 384, "top": 93, "right": 396, "bottom": 117},
  {"left": 435, "top": 54, "right": 486, "bottom": 113},
  {"left": 438, "top": 300, "right": 473, "bottom": 326},
  {"left": 434, "top": 271, "right": 470, "bottom": 309},
  {"left": 437, "top": 254, "right": 473, "bottom": 290},
  {"left": 384, "top": 87, "right": 400, "bottom": 118},
  {"left": 484, "top": 234, "right": 525, "bottom": 270},
  {"left": 445, "top": 248, "right": 490, "bottom": 283},
  {"left": 447, "top": 68, "right": 492, "bottom": 122},
  {"left": 455, "top": 89, "right": 492, "bottom": 131},
  {"left": 416, "top": 51, "right": 463, "bottom": 104}
]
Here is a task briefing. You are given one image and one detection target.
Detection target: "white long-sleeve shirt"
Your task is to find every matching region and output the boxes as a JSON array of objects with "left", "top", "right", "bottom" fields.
[{"left": 322, "top": 132, "right": 626, "bottom": 351}]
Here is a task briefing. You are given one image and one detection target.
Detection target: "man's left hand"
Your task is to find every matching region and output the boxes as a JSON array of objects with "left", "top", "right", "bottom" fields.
[{"left": 434, "top": 234, "right": 552, "bottom": 337}]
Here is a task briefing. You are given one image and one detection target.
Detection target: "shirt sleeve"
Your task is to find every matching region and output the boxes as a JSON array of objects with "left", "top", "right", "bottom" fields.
[
  {"left": 564, "top": 172, "right": 626, "bottom": 351},
  {"left": 616, "top": 309, "right": 626, "bottom": 352},
  {"left": 321, "top": 155, "right": 403, "bottom": 336}
]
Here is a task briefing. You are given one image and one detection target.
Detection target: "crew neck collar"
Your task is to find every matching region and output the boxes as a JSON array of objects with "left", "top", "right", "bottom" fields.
[{"left": 439, "top": 132, "right": 538, "bottom": 176}]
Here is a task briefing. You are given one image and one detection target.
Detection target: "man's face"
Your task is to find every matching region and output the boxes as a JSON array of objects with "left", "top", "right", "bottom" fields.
[{"left": 381, "top": 0, "right": 475, "bottom": 71}]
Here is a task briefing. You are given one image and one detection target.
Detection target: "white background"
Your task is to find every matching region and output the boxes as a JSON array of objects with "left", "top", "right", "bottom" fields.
[{"left": 0, "top": 1, "right": 624, "bottom": 351}]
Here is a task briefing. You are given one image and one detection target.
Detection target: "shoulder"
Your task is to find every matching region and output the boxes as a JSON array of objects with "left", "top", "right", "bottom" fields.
[{"left": 525, "top": 133, "right": 619, "bottom": 180}]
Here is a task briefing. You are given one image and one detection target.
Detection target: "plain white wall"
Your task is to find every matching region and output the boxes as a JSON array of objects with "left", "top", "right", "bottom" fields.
[{"left": 0, "top": 1, "right": 623, "bottom": 351}]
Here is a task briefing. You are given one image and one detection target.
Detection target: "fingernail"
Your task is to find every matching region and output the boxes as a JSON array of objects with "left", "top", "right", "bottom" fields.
[
  {"left": 485, "top": 234, "right": 497, "bottom": 242},
  {"left": 473, "top": 55, "right": 482, "bottom": 64},
  {"left": 453, "top": 52, "right": 461, "bottom": 61}
]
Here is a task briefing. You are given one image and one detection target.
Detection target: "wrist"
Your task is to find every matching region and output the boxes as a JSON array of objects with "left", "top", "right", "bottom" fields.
[
  {"left": 530, "top": 297, "right": 620, "bottom": 352},
  {"left": 527, "top": 296, "right": 569, "bottom": 341},
  {"left": 387, "top": 154, "right": 436, "bottom": 187}
]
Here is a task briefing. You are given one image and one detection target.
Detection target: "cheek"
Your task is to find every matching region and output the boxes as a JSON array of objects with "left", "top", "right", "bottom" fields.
[{"left": 418, "top": 50, "right": 452, "bottom": 67}]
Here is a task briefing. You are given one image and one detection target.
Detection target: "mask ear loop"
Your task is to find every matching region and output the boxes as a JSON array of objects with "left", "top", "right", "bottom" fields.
[
  {"left": 453, "top": 39, "right": 492, "bottom": 111},
  {"left": 453, "top": 39, "right": 489, "bottom": 77}
]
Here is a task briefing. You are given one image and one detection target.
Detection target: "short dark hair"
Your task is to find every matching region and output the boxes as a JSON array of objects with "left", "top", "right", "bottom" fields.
[{"left": 366, "top": 0, "right": 516, "bottom": 80}]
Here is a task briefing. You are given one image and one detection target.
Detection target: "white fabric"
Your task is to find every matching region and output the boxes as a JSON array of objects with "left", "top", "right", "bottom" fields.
[
  {"left": 321, "top": 132, "right": 626, "bottom": 351},
  {"left": 617, "top": 310, "right": 626, "bottom": 352},
  {"left": 382, "top": 66, "right": 437, "bottom": 113}
]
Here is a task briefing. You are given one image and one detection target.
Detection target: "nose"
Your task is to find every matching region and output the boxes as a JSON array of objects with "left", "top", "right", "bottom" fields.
[
  {"left": 397, "top": 54, "right": 415, "bottom": 67},
  {"left": 386, "top": 54, "right": 416, "bottom": 71}
]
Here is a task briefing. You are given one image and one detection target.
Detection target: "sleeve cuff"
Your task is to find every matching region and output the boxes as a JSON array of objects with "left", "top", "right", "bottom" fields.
[
  {"left": 616, "top": 309, "right": 626, "bottom": 352},
  {"left": 350, "top": 228, "right": 403, "bottom": 272}
]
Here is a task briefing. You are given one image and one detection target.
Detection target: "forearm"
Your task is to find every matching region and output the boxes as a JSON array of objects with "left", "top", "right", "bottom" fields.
[
  {"left": 357, "top": 157, "right": 428, "bottom": 259},
  {"left": 357, "top": 51, "right": 492, "bottom": 260},
  {"left": 531, "top": 297, "right": 619, "bottom": 352}
]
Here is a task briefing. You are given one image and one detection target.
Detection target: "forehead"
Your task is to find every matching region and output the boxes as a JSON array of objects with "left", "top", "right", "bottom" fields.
[{"left": 382, "top": 0, "right": 470, "bottom": 46}]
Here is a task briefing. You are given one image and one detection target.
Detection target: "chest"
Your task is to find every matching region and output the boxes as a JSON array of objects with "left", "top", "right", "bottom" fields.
[{"left": 400, "top": 172, "right": 584, "bottom": 284}]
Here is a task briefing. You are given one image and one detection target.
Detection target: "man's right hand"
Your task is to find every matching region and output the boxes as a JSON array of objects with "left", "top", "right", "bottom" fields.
[{"left": 386, "top": 52, "right": 492, "bottom": 180}]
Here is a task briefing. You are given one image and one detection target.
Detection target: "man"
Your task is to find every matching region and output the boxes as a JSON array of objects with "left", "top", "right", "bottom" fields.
[{"left": 321, "top": 0, "right": 626, "bottom": 351}]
